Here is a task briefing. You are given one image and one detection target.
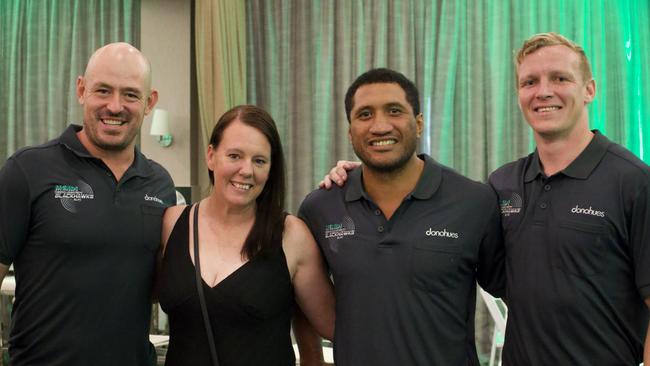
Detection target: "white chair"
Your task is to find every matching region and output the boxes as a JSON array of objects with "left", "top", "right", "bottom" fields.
[
  {"left": 479, "top": 287, "right": 507, "bottom": 366},
  {"left": 149, "top": 334, "right": 169, "bottom": 348}
]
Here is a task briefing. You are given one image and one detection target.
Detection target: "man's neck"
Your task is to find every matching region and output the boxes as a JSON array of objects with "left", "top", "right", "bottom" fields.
[
  {"left": 362, "top": 154, "right": 424, "bottom": 220},
  {"left": 535, "top": 123, "right": 593, "bottom": 177},
  {"left": 77, "top": 130, "right": 135, "bottom": 181}
]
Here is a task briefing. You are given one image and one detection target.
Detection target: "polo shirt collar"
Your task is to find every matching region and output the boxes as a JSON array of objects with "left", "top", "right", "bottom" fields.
[
  {"left": 60, "top": 124, "right": 94, "bottom": 158},
  {"left": 524, "top": 129, "right": 610, "bottom": 182},
  {"left": 345, "top": 153, "right": 441, "bottom": 202},
  {"left": 59, "top": 124, "right": 155, "bottom": 178}
]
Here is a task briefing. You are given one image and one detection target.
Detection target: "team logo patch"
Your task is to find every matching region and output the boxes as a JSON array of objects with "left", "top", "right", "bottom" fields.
[
  {"left": 324, "top": 216, "right": 355, "bottom": 240},
  {"left": 54, "top": 180, "right": 94, "bottom": 213},
  {"left": 499, "top": 192, "right": 522, "bottom": 216}
]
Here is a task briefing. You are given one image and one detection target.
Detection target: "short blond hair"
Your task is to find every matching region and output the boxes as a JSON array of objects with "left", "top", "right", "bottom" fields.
[{"left": 515, "top": 32, "right": 592, "bottom": 83}]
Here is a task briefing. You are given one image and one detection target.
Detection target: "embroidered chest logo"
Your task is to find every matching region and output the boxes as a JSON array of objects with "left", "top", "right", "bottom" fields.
[
  {"left": 499, "top": 192, "right": 522, "bottom": 216},
  {"left": 144, "top": 194, "right": 164, "bottom": 205},
  {"left": 426, "top": 228, "right": 459, "bottom": 239},
  {"left": 570, "top": 205, "right": 605, "bottom": 217},
  {"left": 324, "top": 216, "right": 355, "bottom": 239},
  {"left": 54, "top": 180, "right": 94, "bottom": 213}
]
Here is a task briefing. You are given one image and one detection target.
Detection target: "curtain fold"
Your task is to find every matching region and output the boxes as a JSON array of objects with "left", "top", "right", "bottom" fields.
[
  {"left": 194, "top": 0, "right": 247, "bottom": 198},
  {"left": 245, "top": 0, "right": 650, "bottom": 355},
  {"left": 0, "top": 0, "right": 139, "bottom": 162},
  {"left": 246, "top": 0, "right": 650, "bottom": 211}
]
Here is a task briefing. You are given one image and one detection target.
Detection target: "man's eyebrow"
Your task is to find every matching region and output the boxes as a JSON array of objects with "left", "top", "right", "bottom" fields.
[
  {"left": 385, "top": 102, "right": 406, "bottom": 108},
  {"left": 353, "top": 104, "right": 373, "bottom": 113},
  {"left": 121, "top": 85, "right": 144, "bottom": 94},
  {"left": 92, "top": 82, "right": 112, "bottom": 89},
  {"left": 93, "top": 82, "right": 143, "bottom": 95}
]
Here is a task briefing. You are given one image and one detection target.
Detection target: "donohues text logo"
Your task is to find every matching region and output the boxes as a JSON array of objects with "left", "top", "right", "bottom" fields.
[
  {"left": 570, "top": 205, "right": 605, "bottom": 217},
  {"left": 426, "top": 228, "right": 459, "bottom": 239}
]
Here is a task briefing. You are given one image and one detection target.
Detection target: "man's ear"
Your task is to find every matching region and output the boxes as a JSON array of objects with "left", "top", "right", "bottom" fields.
[
  {"left": 415, "top": 113, "right": 424, "bottom": 138},
  {"left": 144, "top": 89, "right": 159, "bottom": 115},
  {"left": 76, "top": 76, "right": 86, "bottom": 104},
  {"left": 584, "top": 79, "right": 596, "bottom": 105}
]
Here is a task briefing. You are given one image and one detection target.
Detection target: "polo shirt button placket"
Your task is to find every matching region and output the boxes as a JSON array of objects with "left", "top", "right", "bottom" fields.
[{"left": 377, "top": 225, "right": 384, "bottom": 233}]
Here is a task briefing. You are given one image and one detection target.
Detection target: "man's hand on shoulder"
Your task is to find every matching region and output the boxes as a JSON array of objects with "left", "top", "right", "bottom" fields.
[{"left": 318, "top": 160, "right": 361, "bottom": 189}]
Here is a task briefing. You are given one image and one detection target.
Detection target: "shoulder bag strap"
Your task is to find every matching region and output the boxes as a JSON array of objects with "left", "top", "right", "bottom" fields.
[{"left": 193, "top": 202, "right": 220, "bottom": 366}]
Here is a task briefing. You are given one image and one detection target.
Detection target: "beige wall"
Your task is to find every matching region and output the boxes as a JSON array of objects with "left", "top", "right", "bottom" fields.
[{"left": 140, "top": 0, "right": 192, "bottom": 188}]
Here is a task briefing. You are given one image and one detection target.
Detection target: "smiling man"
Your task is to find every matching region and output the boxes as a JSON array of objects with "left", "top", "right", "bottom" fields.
[
  {"left": 319, "top": 34, "right": 650, "bottom": 366},
  {"left": 488, "top": 33, "right": 650, "bottom": 365},
  {"left": 297, "top": 68, "right": 505, "bottom": 365},
  {"left": 0, "top": 43, "right": 175, "bottom": 365}
]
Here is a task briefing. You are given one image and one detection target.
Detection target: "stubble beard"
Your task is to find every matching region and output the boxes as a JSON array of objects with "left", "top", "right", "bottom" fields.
[
  {"left": 84, "top": 115, "right": 139, "bottom": 152},
  {"left": 353, "top": 139, "right": 417, "bottom": 174}
]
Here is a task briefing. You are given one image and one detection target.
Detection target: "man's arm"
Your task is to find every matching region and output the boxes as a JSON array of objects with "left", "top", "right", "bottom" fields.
[
  {"left": 645, "top": 298, "right": 650, "bottom": 364},
  {"left": 476, "top": 192, "right": 506, "bottom": 298},
  {"left": 0, "top": 158, "right": 31, "bottom": 276},
  {"left": 318, "top": 160, "right": 360, "bottom": 189}
]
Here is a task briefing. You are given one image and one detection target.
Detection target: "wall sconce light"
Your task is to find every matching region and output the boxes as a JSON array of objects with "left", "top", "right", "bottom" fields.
[{"left": 150, "top": 109, "right": 172, "bottom": 147}]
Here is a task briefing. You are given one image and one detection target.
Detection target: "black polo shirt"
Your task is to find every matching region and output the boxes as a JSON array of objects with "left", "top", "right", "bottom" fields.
[
  {"left": 0, "top": 124, "right": 175, "bottom": 366},
  {"left": 489, "top": 131, "right": 650, "bottom": 366},
  {"left": 299, "top": 154, "right": 505, "bottom": 366}
]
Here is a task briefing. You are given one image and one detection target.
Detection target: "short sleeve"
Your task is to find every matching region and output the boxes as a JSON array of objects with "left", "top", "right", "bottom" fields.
[
  {"left": 631, "top": 183, "right": 650, "bottom": 299},
  {"left": 476, "top": 194, "right": 506, "bottom": 298},
  {"left": 0, "top": 158, "right": 32, "bottom": 264},
  {"left": 161, "top": 177, "right": 176, "bottom": 207}
]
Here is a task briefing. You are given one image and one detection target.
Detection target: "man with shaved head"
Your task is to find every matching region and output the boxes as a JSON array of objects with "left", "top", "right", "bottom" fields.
[{"left": 0, "top": 43, "right": 175, "bottom": 365}]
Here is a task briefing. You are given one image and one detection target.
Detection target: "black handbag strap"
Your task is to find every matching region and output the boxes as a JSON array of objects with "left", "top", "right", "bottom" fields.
[{"left": 193, "top": 202, "right": 220, "bottom": 366}]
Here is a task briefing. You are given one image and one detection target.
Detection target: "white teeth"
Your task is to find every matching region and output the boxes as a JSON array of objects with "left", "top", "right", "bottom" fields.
[
  {"left": 371, "top": 139, "right": 396, "bottom": 146},
  {"left": 232, "top": 182, "right": 252, "bottom": 190},
  {"left": 537, "top": 106, "right": 560, "bottom": 112},
  {"left": 103, "top": 119, "right": 123, "bottom": 125}
]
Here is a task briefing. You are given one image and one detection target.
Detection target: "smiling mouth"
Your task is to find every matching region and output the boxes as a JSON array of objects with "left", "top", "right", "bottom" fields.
[
  {"left": 534, "top": 106, "right": 561, "bottom": 113},
  {"left": 371, "top": 139, "right": 397, "bottom": 146},
  {"left": 102, "top": 119, "right": 126, "bottom": 126},
  {"left": 232, "top": 182, "right": 252, "bottom": 190}
]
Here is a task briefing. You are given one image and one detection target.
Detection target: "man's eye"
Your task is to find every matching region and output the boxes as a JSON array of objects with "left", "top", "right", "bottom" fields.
[
  {"left": 125, "top": 93, "right": 140, "bottom": 100},
  {"left": 389, "top": 108, "right": 402, "bottom": 115},
  {"left": 357, "top": 111, "right": 371, "bottom": 119},
  {"left": 96, "top": 89, "right": 110, "bottom": 94},
  {"left": 520, "top": 80, "right": 535, "bottom": 87},
  {"left": 228, "top": 154, "right": 240, "bottom": 160}
]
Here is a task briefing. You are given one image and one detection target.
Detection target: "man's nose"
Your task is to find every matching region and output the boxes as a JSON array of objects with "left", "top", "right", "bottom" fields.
[
  {"left": 535, "top": 79, "right": 553, "bottom": 100},
  {"left": 369, "top": 113, "right": 393, "bottom": 134},
  {"left": 106, "top": 93, "right": 124, "bottom": 114}
]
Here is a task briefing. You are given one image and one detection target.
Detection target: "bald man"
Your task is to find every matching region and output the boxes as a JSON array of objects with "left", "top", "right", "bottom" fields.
[{"left": 0, "top": 43, "right": 175, "bottom": 365}]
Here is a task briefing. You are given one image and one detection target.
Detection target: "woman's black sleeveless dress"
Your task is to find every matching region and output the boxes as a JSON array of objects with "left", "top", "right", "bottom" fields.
[{"left": 158, "top": 206, "right": 295, "bottom": 365}]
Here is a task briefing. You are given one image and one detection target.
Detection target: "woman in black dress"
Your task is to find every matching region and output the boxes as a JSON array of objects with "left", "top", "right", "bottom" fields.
[{"left": 158, "top": 105, "right": 334, "bottom": 365}]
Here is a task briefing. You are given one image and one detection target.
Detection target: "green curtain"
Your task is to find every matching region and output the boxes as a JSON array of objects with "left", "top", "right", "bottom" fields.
[
  {"left": 246, "top": 0, "right": 650, "bottom": 213},
  {"left": 246, "top": 1, "right": 650, "bottom": 357},
  {"left": 0, "top": 0, "right": 140, "bottom": 161}
]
